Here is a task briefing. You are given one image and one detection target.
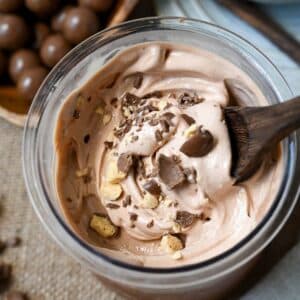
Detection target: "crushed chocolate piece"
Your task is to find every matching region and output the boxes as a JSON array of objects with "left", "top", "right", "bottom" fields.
[
  {"left": 122, "top": 92, "right": 140, "bottom": 107},
  {"left": 0, "top": 263, "right": 12, "bottom": 283},
  {"left": 183, "top": 168, "right": 197, "bottom": 184},
  {"left": 104, "top": 141, "right": 113, "bottom": 149},
  {"left": 179, "top": 92, "right": 204, "bottom": 107},
  {"left": 114, "top": 119, "right": 132, "bottom": 139},
  {"left": 129, "top": 212, "right": 138, "bottom": 221},
  {"left": 143, "top": 180, "right": 161, "bottom": 196},
  {"left": 117, "top": 153, "right": 133, "bottom": 174},
  {"left": 106, "top": 203, "right": 120, "bottom": 209},
  {"left": 149, "top": 119, "right": 159, "bottom": 126},
  {"left": 132, "top": 72, "right": 143, "bottom": 89},
  {"left": 176, "top": 211, "right": 195, "bottom": 228},
  {"left": 160, "top": 119, "right": 170, "bottom": 132},
  {"left": 143, "top": 91, "right": 163, "bottom": 99},
  {"left": 87, "top": 96, "right": 92, "bottom": 102},
  {"left": 158, "top": 154, "right": 185, "bottom": 189},
  {"left": 162, "top": 112, "right": 175, "bottom": 121},
  {"left": 0, "top": 240, "right": 6, "bottom": 253},
  {"left": 110, "top": 97, "right": 118, "bottom": 106},
  {"left": 133, "top": 205, "right": 139, "bottom": 209},
  {"left": 5, "top": 291, "right": 28, "bottom": 300},
  {"left": 130, "top": 224, "right": 136, "bottom": 228},
  {"left": 164, "top": 48, "right": 171, "bottom": 61},
  {"left": 181, "top": 114, "right": 195, "bottom": 125},
  {"left": 146, "top": 220, "right": 154, "bottom": 228},
  {"left": 72, "top": 109, "right": 80, "bottom": 119},
  {"left": 122, "top": 195, "right": 132, "bottom": 207},
  {"left": 83, "top": 134, "right": 90, "bottom": 144},
  {"left": 131, "top": 136, "right": 139, "bottom": 142},
  {"left": 5, "top": 237, "right": 21, "bottom": 248},
  {"left": 155, "top": 130, "right": 163, "bottom": 142},
  {"left": 180, "top": 128, "right": 214, "bottom": 157}
]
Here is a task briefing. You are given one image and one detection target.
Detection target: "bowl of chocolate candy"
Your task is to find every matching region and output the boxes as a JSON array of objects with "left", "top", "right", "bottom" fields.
[{"left": 0, "top": 0, "right": 138, "bottom": 126}]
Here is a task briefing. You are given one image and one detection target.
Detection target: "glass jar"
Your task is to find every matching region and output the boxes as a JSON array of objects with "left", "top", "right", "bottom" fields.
[{"left": 22, "top": 17, "right": 299, "bottom": 299}]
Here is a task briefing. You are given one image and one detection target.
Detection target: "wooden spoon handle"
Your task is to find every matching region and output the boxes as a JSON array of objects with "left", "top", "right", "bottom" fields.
[{"left": 247, "top": 96, "right": 300, "bottom": 147}]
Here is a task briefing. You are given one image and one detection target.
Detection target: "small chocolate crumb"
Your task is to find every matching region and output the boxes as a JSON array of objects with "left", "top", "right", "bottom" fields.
[
  {"left": 117, "top": 153, "right": 133, "bottom": 174},
  {"left": 122, "top": 195, "right": 132, "bottom": 207},
  {"left": 143, "top": 180, "right": 161, "bottom": 196},
  {"left": 158, "top": 154, "right": 185, "bottom": 189},
  {"left": 72, "top": 109, "right": 80, "bottom": 119},
  {"left": 122, "top": 92, "right": 140, "bottom": 106},
  {"left": 82, "top": 174, "right": 92, "bottom": 184},
  {"left": 104, "top": 141, "right": 113, "bottom": 149},
  {"left": 180, "top": 128, "right": 214, "bottom": 157},
  {"left": 133, "top": 205, "right": 139, "bottom": 209},
  {"left": 130, "top": 224, "right": 136, "bottom": 228},
  {"left": 83, "top": 134, "right": 90, "bottom": 144},
  {"left": 155, "top": 130, "right": 163, "bottom": 142},
  {"left": 0, "top": 240, "right": 6, "bottom": 253},
  {"left": 129, "top": 212, "right": 138, "bottom": 221},
  {"left": 87, "top": 96, "right": 92, "bottom": 102},
  {"left": 146, "top": 220, "right": 154, "bottom": 228},
  {"left": 176, "top": 211, "right": 195, "bottom": 228},
  {"left": 160, "top": 119, "right": 170, "bottom": 132},
  {"left": 0, "top": 263, "right": 12, "bottom": 282},
  {"left": 149, "top": 119, "right": 159, "bottom": 126},
  {"left": 162, "top": 112, "right": 175, "bottom": 121},
  {"left": 179, "top": 92, "right": 204, "bottom": 107},
  {"left": 5, "top": 291, "right": 28, "bottom": 300},
  {"left": 181, "top": 114, "right": 195, "bottom": 125},
  {"left": 106, "top": 203, "right": 120, "bottom": 209},
  {"left": 110, "top": 97, "right": 118, "bottom": 106}
]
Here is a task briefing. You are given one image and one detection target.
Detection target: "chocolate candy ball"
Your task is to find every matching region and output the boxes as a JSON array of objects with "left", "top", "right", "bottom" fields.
[
  {"left": 0, "top": 51, "right": 7, "bottom": 77},
  {"left": 9, "top": 49, "right": 40, "bottom": 82},
  {"left": 40, "top": 33, "right": 71, "bottom": 67},
  {"left": 33, "top": 22, "right": 50, "bottom": 49},
  {"left": 78, "top": 0, "right": 113, "bottom": 13},
  {"left": 17, "top": 66, "right": 48, "bottom": 101},
  {"left": 63, "top": 7, "right": 100, "bottom": 44},
  {"left": 51, "top": 5, "right": 73, "bottom": 32},
  {"left": 0, "top": 0, "right": 23, "bottom": 13},
  {"left": 25, "top": 0, "right": 59, "bottom": 17},
  {"left": 0, "top": 15, "right": 30, "bottom": 50}
]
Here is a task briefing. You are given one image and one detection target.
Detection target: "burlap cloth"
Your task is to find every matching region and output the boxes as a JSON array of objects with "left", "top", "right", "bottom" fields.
[{"left": 0, "top": 120, "right": 123, "bottom": 300}]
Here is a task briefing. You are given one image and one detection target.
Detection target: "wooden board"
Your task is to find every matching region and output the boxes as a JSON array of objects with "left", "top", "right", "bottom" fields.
[{"left": 0, "top": 0, "right": 139, "bottom": 127}]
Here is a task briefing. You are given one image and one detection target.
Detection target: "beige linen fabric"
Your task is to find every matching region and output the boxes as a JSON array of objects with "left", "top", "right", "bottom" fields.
[{"left": 0, "top": 119, "right": 123, "bottom": 300}]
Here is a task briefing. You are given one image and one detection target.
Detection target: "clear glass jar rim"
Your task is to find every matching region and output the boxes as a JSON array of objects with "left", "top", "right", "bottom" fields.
[{"left": 22, "top": 17, "right": 299, "bottom": 286}]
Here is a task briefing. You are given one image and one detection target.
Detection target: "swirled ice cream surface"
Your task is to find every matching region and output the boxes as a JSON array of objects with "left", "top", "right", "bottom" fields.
[{"left": 55, "top": 43, "right": 282, "bottom": 267}]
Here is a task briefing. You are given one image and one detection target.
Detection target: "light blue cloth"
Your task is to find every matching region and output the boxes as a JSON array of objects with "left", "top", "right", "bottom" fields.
[{"left": 154, "top": 1, "right": 300, "bottom": 299}]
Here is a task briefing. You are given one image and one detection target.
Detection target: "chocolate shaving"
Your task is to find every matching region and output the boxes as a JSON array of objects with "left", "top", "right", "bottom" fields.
[
  {"left": 122, "top": 195, "right": 132, "bottom": 207},
  {"left": 122, "top": 92, "right": 140, "bottom": 106},
  {"left": 110, "top": 97, "right": 118, "bottom": 106},
  {"left": 149, "top": 119, "right": 159, "bottom": 126},
  {"left": 176, "top": 211, "right": 195, "bottom": 228},
  {"left": 106, "top": 203, "right": 120, "bottom": 209},
  {"left": 104, "top": 141, "right": 113, "bottom": 149},
  {"left": 146, "top": 220, "right": 154, "bottom": 228},
  {"left": 179, "top": 92, "right": 204, "bottom": 107},
  {"left": 180, "top": 128, "right": 214, "bottom": 157},
  {"left": 72, "top": 109, "right": 80, "bottom": 119},
  {"left": 155, "top": 130, "right": 163, "bottom": 142},
  {"left": 143, "top": 91, "right": 163, "bottom": 99},
  {"left": 162, "top": 112, "right": 175, "bottom": 120},
  {"left": 83, "top": 134, "right": 90, "bottom": 144},
  {"left": 132, "top": 72, "right": 143, "bottom": 89},
  {"left": 181, "top": 114, "right": 195, "bottom": 125},
  {"left": 158, "top": 154, "right": 185, "bottom": 189},
  {"left": 117, "top": 153, "right": 133, "bottom": 174},
  {"left": 129, "top": 212, "right": 138, "bottom": 221},
  {"left": 160, "top": 119, "right": 170, "bottom": 132},
  {"left": 143, "top": 180, "right": 161, "bottom": 196}
]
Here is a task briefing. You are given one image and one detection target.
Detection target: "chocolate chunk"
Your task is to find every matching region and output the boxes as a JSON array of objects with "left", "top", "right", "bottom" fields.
[
  {"left": 181, "top": 114, "right": 195, "bottom": 126},
  {"left": 146, "top": 220, "right": 154, "bottom": 228},
  {"left": 180, "top": 128, "right": 214, "bottom": 157},
  {"left": 122, "top": 195, "right": 131, "bottom": 207},
  {"left": 155, "top": 130, "right": 163, "bottom": 142},
  {"left": 104, "top": 141, "right": 113, "bottom": 149},
  {"left": 63, "top": 7, "right": 100, "bottom": 44},
  {"left": 4, "top": 291, "right": 28, "bottom": 300},
  {"left": 117, "top": 153, "right": 133, "bottom": 174},
  {"left": 175, "top": 211, "right": 195, "bottom": 228},
  {"left": 162, "top": 112, "right": 175, "bottom": 121},
  {"left": 143, "top": 180, "right": 161, "bottom": 196},
  {"left": 83, "top": 134, "right": 90, "bottom": 144},
  {"left": 143, "top": 91, "right": 163, "bottom": 99},
  {"left": 82, "top": 174, "right": 92, "bottom": 184},
  {"left": 129, "top": 212, "right": 138, "bottom": 221},
  {"left": 122, "top": 92, "right": 140, "bottom": 107},
  {"left": 158, "top": 154, "right": 185, "bottom": 189},
  {"left": 106, "top": 203, "right": 120, "bottom": 209}
]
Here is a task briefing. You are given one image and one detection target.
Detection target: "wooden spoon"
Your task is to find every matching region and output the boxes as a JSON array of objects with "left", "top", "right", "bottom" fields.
[{"left": 224, "top": 95, "right": 300, "bottom": 183}]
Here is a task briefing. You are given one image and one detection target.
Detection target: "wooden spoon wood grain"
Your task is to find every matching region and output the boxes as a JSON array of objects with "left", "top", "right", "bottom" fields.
[{"left": 224, "top": 94, "right": 300, "bottom": 183}]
